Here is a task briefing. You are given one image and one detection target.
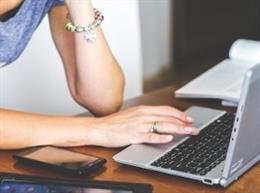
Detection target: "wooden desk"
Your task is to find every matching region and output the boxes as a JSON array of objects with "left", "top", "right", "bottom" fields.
[{"left": 0, "top": 85, "right": 259, "bottom": 193}]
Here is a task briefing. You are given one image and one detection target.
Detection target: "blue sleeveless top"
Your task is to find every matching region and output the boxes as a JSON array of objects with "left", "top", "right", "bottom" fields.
[{"left": 0, "top": 0, "right": 64, "bottom": 68}]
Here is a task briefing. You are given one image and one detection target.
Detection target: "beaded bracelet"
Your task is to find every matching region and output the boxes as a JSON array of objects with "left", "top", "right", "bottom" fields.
[{"left": 65, "top": 8, "right": 104, "bottom": 43}]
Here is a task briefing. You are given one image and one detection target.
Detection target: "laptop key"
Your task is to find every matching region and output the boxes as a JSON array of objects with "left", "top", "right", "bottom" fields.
[
  {"left": 190, "top": 167, "right": 204, "bottom": 174},
  {"left": 199, "top": 170, "right": 207, "bottom": 176}
]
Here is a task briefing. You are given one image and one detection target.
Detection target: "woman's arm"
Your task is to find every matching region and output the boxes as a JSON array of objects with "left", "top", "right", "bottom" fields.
[
  {"left": 0, "top": 0, "right": 22, "bottom": 16},
  {"left": 0, "top": 106, "right": 199, "bottom": 149},
  {"left": 48, "top": 1, "right": 125, "bottom": 116},
  {"left": 0, "top": 109, "right": 96, "bottom": 149}
]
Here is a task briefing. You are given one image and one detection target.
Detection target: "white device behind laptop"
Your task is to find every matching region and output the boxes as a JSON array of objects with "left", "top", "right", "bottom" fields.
[{"left": 113, "top": 63, "right": 260, "bottom": 187}]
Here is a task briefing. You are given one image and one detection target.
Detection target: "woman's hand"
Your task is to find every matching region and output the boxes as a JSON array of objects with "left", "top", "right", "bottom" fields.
[{"left": 87, "top": 106, "right": 199, "bottom": 147}]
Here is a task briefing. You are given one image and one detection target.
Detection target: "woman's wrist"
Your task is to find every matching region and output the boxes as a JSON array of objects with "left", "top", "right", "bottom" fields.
[
  {"left": 65, "top": 0, "right": 94, "bottom": 25},
  {"left": 38, "top": 116, "right": 97, "bottom": 147}
]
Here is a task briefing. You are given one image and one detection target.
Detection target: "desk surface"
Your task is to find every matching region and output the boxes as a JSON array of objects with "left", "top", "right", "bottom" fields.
[{"left": 0, "top": 85, "right": 259, "bottom": 193}]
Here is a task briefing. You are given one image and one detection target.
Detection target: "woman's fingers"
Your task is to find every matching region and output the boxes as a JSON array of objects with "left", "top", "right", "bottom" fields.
[
  {"left": 130, "top": 113, "right": 198, "bottom": 135},
  {"left": 134, "top": 105, "right": 193, "bottom": 123},
  {"left": 143, "top": 122, "right": 199, "bottom": 135},
  {"left": 133, "top": 132, "right": 174, "bottom": 144},
  {"left": 131, "top": 122, "right": 199, "bottom": 145},
  {"left": 134, "top": 114, "right": 188, "bottom": 126}
]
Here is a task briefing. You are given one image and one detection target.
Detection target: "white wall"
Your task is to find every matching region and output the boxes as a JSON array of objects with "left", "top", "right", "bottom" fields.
[
  {"left": 93, "top": 0, "right": 143, "bottom": 97},
  {"left": 139, "top": 0, "right": 172, "bottom": 78},
  {"left": 0, "top": 0, "right": 143, "bottom": 115}
]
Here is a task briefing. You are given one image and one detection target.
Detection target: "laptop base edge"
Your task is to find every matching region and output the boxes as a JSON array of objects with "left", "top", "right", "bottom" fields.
[
  {"left": 220, "top": 155, "right": 260, "bottom": 187},
  {"left": 113, "top": 156, "right": 222, "bottom": 186}
]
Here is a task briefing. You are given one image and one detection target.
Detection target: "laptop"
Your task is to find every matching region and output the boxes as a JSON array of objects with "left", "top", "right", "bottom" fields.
[{"left": 113, "top": 63, "right": 260, "bottom": 187}]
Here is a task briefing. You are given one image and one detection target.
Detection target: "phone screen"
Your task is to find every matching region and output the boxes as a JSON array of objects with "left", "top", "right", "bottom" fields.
[{"left": 20, "top": 146, "right": 99, "bottom": 170}]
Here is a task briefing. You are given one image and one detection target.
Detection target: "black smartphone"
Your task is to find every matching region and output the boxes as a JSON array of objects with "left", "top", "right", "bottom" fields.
[{"left": 13, "top": 146, "right": 106, "bottom": 175}]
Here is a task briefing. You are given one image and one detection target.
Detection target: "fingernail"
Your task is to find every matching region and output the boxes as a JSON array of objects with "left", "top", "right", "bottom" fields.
[
  {"left": 186, "top": 116, "right": 193, "bottom": 123},
  {"left": 184, "top": 127, "right": 198, "bottom": 134}
]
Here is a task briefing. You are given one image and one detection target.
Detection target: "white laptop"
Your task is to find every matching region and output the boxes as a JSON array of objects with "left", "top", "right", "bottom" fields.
[{"left": 113, "top": 63, "right": 260, "bottom": 187}]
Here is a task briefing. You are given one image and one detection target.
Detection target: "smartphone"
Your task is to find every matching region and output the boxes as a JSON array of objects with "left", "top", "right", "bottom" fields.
[{"left": 13, "top": 146, "right": 106, "bottom": 175}]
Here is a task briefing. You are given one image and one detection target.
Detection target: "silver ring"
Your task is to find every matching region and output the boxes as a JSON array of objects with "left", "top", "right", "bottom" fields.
[{"left": 150, "top": 121, "right": 159, "bottom": 133}]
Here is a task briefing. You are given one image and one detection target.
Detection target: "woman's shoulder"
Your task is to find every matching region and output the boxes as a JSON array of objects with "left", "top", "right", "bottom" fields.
[{"left": 0, "top": 0, "right": 64, "bottom": 66}]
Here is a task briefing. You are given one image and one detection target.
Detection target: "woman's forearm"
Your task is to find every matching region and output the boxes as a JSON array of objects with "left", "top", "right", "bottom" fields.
[
  {"left": 64, "top": 0, "right": 125, "bottom": 114},
  {"left": 0, "top": 109, "right": 96, "bottom": 149}
]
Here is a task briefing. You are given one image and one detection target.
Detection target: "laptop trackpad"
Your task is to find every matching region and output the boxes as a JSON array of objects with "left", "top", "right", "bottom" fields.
[{"left": 186, "top": 106, "right": 226, "bottom": 131}]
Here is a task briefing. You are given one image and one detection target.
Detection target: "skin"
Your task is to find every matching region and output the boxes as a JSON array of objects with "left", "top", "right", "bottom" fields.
[
  {"left": 0, "top": 0, "right": 23, "bottom": 16},
  {"left": 0, "top": 0, "right": 199, "bottom": 149}
]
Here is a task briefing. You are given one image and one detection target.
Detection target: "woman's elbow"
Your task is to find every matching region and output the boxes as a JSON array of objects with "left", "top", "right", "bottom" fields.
[
  {"left": 92, "top": 96, "right": 123, "bottom": 116},
  {"left": 73, "top": 92, "right": 124, "bottom": 116}
]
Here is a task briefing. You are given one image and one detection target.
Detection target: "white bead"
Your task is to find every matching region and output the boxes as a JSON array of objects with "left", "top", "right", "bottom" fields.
[{"left": 84, "top": 30, "right": 97, "bottom": 43}]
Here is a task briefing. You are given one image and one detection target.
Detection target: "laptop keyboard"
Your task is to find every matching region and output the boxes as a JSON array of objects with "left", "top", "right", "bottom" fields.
[{"left": 151, "top": 113, "right": 235, "bottom": 176}]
